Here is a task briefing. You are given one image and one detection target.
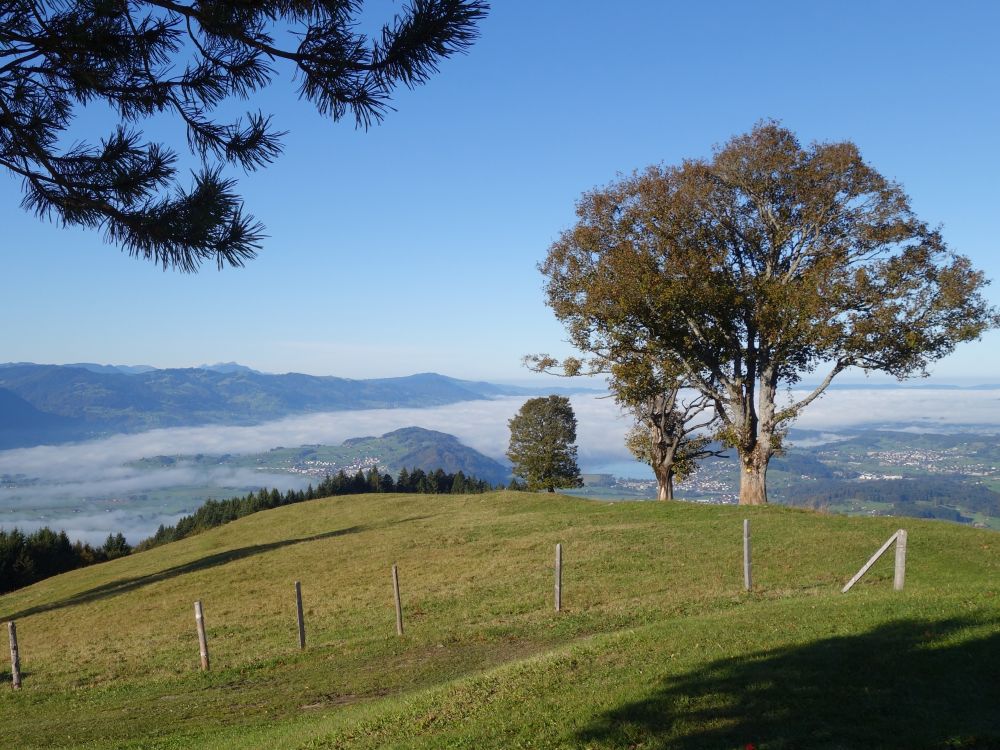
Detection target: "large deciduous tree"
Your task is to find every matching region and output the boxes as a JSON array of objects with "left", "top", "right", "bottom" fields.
[
  {"left": 507, "top": 395, "right": 583, "bottom": 493},
  {"left": 0, "top": 0, "right": 487, "bottom": 270},
  {"left": 541, "top": 122, "right": 999, "bottom": 505}
]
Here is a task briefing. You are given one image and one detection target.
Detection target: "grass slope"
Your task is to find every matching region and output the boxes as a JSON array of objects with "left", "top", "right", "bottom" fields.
[{"left": 1, "top": 492, "right": 997, "bottom": 749}]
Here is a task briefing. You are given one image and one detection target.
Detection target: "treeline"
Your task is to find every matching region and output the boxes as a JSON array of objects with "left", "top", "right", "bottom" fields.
[
  {"left": 780, "top": 476, "right": 1000, "bottom": 521},
  {"left": 1, "top": 467, "right": 497, "bottom": 594},
  {"left": 137, "top": 466, "right": 496, "bottom": 551},
  {"left": 0, "top": 529, "right": 130, "bottom": 595}
]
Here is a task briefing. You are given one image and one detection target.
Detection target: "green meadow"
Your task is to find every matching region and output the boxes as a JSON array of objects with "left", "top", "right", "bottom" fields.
[{"left": 1, "top": 491, "right": 997, "bottom": 749}]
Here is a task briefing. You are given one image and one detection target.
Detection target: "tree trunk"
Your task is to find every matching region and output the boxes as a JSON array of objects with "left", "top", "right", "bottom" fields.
[
  {"left": 737, "top": 366, "right": 777, "bottom": 505},
  {"left": 649, "top": 392, "right": 678, "bottom": 502},
  {"left": 654, "top": 468, "right": 674, "bottom": 501},
  {"left": 660, "top": 475, "right": 674, "bottom": 501},
  {"left": 738, "top": 451, "right": 768, "bottom": 505}
]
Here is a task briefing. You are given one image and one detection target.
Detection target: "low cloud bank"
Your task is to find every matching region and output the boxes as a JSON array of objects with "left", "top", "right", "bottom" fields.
[
  {"left": 2, "top": 388, "right": 998, "bottom": 543},
  {"left": 785, "top": 388, "right": 1000, "bottom": 431},
  {"left": 0, "top": 396, "right": 634, "bottom": 484}
]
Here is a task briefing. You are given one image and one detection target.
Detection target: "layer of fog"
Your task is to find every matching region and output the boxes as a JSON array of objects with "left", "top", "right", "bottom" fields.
[
  {"left": 0, "top": 396, "right": 634, "bottom": 542},
  {"left": 0, "top": 395, "right": 631, "bottom": 483},
  {"left": 2, "top": 388, "right": 999, "bottom": 543}
]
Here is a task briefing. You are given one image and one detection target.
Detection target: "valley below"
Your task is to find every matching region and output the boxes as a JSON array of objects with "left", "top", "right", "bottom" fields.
[{"left": 2, "top": 367, "right": 1000, "bottom": 542}]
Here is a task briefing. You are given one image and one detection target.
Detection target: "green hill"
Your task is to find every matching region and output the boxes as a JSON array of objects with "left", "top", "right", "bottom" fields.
[{"left": 0, "top": 493, "right": 997, "bottom": 749}]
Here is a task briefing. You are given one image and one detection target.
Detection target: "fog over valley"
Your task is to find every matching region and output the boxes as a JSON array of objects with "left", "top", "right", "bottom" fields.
[{"left": 2, "top": 388, "right": 999, "bottom": 543}]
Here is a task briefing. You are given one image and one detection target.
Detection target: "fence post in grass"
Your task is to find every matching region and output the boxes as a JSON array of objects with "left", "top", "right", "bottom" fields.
[
  {"left": 743, "top": 519, "right": 753, "bottom": 592},
  {"left": 893, "top": 529, "right": 908, "bottom": 591},
  {"left": 194, "top": 600, "right": 210, "bottom": 671},
  {"left": 7, "top": 621, "right": 21, "bottom": 689},
  {"left": 392, "top": 564, "right": 404, "bottom": 636},
  {"left": 555, "top": 543, "right": 562, "bottom": 612},
  {"left": 842, "top": 530, "right": 903, "bottom": 593},
  {"left": 294, "top": 581, "right": 306, "bottom": 649}
]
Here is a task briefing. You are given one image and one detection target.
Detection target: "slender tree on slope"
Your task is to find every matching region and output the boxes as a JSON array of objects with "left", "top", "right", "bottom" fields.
[{"left": 541, "top": 122, "right": 999, "bottom": 504}]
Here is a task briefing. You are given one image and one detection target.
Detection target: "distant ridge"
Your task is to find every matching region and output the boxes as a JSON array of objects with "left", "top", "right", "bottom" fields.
[
  {"left": 64, "top": 363, "right": 158, "bottom": 376},
  {"left": 0, "top": 387, "right": 90, "bottom": 448},
  {"left": 198, "top": 362, "right": 261, "bottom": 375},
  {"left": 0, "top": 363, "right": 599, "bottom": 450}
]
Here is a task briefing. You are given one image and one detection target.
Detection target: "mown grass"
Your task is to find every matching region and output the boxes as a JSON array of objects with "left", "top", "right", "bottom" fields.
[{"left": 1, "top": 491, "right": 997, "bottom": 749}]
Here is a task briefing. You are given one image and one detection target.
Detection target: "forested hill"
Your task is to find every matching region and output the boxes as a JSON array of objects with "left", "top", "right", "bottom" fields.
[
  {"left": 134, "top": 426, "right": 513, "bottom": 486},
  {"left": 0, "top": 363, "right": 590, "bottom": 449},
  {"left": 341, "top": 427, "right": 511, "bottom": 484}
]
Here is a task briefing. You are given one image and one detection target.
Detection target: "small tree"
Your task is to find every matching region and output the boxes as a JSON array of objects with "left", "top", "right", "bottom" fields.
[{"left": 507, "top": 395, "right": 583, "bottom": 493}]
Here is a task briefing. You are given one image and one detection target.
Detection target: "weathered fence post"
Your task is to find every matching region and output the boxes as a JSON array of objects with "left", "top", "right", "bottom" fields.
[
  {"left": 194, "top": 600, "right": 210, "bottom": 671},
  {"left": 294, "top": 581, "right": 306, "bottom": 649},
  {"left": 7, "top": 621, "right": 21, "bottom": 689},
  {"left": 743, "top": 519, "right": 753, "bottom": 592},
  {"left": 893, "top": 529, "right": 908, "bottom": 591},
  {"left": 842, "top": 530, "right": 906, "bottom": 593},
  {"left": 555, "top": 543, "right": 562, "bottom": 612},
  {"left": 392, "top": 564, "right": 404, "bottom": 636}
]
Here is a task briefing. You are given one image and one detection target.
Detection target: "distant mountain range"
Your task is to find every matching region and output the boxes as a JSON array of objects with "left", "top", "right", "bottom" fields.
[{"left": 0, "top": 363, "right": 593, "bottom": 450}]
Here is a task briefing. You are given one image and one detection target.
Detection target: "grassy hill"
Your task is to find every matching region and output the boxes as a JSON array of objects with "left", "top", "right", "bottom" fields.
[{"left": 1, "top": 492, "right": 997, "bottom": 749}]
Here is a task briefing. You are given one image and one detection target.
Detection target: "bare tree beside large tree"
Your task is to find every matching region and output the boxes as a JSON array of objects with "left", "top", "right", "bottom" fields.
[
  {"left": 541, "top": 122, "right": 999, "bottom": 505},
  {"left": 622, "top": 386, "right": 721, "bottom": 502}
]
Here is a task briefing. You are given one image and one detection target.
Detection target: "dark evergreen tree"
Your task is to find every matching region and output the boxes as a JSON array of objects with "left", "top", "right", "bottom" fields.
[
  {"left": 409, "top": 468, "right": 426, "bottom": 492},
  {"left": 102, "top": 532, "right": 131, "bottom": 559},
  {"left": 507, "top": 395, "right": 583, "bottom": 493},
  {"left": 380, "top": 473, "right": 395, "bottom": 493}
]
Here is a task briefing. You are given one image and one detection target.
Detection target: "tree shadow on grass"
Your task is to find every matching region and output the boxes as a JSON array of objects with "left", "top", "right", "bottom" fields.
[
  {"left": 1, "top": 526, "right": 364, "bottom": 621},
  {"left": 578, "top": 615, "right": 1000, "bottom": 750}
]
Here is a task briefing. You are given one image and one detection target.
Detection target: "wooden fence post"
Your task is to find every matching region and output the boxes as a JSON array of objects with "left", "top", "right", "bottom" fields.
[
  {"left": 194, "top": 600, "right": 210, "bottom": 671},
  {"left": 842, "top": 530, "right": 903, "bottom": 593},
  {"left": 7, "top": 621, "right": 21, "bottom": 689},
  {"left": 893, "top": 529, "right": 908, "bottom": 591},
  {"left": 555, "top": 543, "right": 562, "bottom": 612},
  {"left": 743, "top": 519, "right": 752, "bottom": 592},
  {"left": 392, "top": 564, "right": 404, "bottom": 636},
  {"left": 294, "top": 581, "right": 306, "bottom": 649}
]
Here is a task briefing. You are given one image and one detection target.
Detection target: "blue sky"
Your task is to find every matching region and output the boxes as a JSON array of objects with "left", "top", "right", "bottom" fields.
[{"left": 2, "top": 1, "right": 998, "bottom": 383}]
